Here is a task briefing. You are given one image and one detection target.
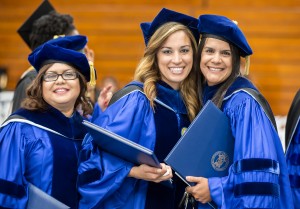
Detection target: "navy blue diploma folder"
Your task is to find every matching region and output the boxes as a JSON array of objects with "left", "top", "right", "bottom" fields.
[
  {"left": 82, "top": 120, "right": 161, "bottom": 167},
  {"left": 164, "top": 100, "right": 234, "bottom": 185},
  {"left": 27, "top": 183, "right": 70, "bottom": 209},
  {"left": 82, "top": 121, "right": 173, "bottom": 188}
]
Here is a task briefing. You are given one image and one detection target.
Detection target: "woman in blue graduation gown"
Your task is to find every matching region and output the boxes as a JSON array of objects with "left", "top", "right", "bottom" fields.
[
  {"left": 285, "top": 89, "right": 300, "bottom": 207},
  {"left": 0, "top": 35, "right": 95, "bottom": 209},
  {"left": 185, "top": 14, "right": 294, "bottom": 208},
  {"left": 77, "top": 8, "right": 200, "bottom": 209}
]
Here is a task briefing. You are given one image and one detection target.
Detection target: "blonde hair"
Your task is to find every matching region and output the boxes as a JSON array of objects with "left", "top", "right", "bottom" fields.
[{"left": 134, "top": 22, "right": 200, "bottom": 121}]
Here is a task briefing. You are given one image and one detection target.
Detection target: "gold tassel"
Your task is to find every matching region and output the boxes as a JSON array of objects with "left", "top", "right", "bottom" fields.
[
  {"left": 53, "top": 34, "right": 65, "bottom": 39},
  {"left": 232, "top": 20, "right": 238, "bottom": 25},
  {"left": 88, "top": 61, "right": 96, "bottom": 87},
  {"left": 244, "top": 56, "right": 250, "bottom": 75}
]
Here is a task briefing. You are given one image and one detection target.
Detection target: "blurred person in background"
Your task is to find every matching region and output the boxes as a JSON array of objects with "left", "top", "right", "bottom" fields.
[{"left": 93, "top": 75, "right": 120, "bottom": 113}]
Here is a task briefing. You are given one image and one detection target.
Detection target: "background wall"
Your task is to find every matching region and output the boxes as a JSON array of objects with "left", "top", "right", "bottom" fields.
[{"left": 0, "top": 0, "right": 299, "bottom": 116}]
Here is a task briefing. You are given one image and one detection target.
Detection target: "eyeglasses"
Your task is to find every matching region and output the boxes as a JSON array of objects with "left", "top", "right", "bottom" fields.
[{"left": 43, "top": 71, "right": 78, "bottom": 82}]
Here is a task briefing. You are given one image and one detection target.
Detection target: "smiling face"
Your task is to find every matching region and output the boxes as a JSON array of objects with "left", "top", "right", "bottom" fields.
[
  {"left": 200, "top": 38, "right": 233, "bottom": 86},
  {"left": 156, "top": 30, "right": 193, "bottom": 90},
  {"left": 42, "top": 63, "right": 80, "bottom": 115}
]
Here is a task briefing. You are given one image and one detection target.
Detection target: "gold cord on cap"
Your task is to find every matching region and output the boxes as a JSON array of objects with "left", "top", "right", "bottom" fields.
[
  {"left": 244, "top": 56, "right": 250, "bottom": 75},
  {"left": 53, "top": 34, "right": 65, "bottom": 39},
  {"left": 88, "top": 60, "right": 96, "bottom": 87},
  {"left": 232, "top": 20, "right": 238, "bottom": 25},
  {"left": 231, "top": 20, "right": 251, "bottom": 75}
]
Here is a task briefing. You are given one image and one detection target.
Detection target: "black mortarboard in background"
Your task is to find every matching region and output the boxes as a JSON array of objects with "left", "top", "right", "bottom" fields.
[{"left": 17, "top": 0, "right": 55, "bottom": 49}]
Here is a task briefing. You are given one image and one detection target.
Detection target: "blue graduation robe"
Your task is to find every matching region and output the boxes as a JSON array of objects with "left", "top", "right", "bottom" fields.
[
  {"left": 198, "top": 77, "right": 293, "bottom": 209},
  {"left": 285, "top": 89, "right": 300, "bottom": 207},
  {"left": 77, "top": 81, "right": 190, "bottom": 209},
  {"left": 286, "top": 124, "right": 300, "bottom": 207},
  {"left": 0, "top": 106, "right": 86, "bottom": 209}
]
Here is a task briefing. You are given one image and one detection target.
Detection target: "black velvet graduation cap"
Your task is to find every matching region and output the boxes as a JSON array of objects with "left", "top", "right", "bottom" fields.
[
  {"left": 197, "top": 14, "right": 252, "bottom": 57},
  {"left": 17, "top": 0, "right": 55, "bottom": 49},
  {"left": 140, "top": 8, "right": 199, "bottom": 46},
  {"left": 28, "top": 35, "right": 93, "bottom": 82}
]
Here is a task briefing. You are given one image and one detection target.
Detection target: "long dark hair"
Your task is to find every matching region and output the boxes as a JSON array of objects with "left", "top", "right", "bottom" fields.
[{"left": 197, "top": 36, "right": 241, "bottom": 108}]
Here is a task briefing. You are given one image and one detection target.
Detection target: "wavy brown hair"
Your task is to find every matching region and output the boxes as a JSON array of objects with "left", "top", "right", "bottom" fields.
[
  {"left": 22, "top": 63, "right": 93, "bottom": 116},
  {"left": 134, "top": 22, "right": 200, "bottom": 121}
]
